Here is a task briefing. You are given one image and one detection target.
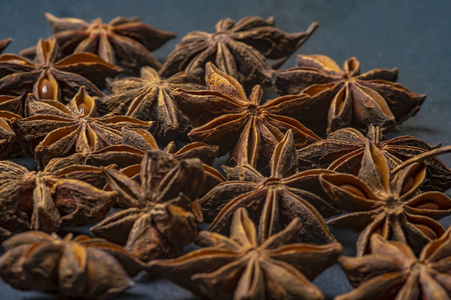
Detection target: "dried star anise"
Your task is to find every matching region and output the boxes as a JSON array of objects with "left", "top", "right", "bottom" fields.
[
  {"left": 298, "top": 125, "right": 451, "bottom": 192},
  {"left": 0, "top": 231, "right": 144, "bottom": 299},
  {"left": 272, "top": 55, "right": 426, "bottom": 134},
  {"left": 320, "top": 142, "right": 451, "bottom": 256},
  {"left": 160, "top": 16, "right": 318, "bottom": 87},
  {"left": 175, "top": 62, "right": 320, "bottom": 170},
  {"left": 0, "top": 38, "right": 11, "bottom": 54},
  {"left": 28, "top": 13, "right": 176, "bottom": 75},
  {"left": 201, "top": 130, "right": 338, "bottom": 244},
  {"left": 99, "top": 66, "right": 204, "bottom": 139},
  {"left": 0, "top": 160, "right": 116, "bottom": 241},
  {"left": 0, "top": 38, "right": 122, "bottom": 102},
  {"left": 12, "top": 86, "right": 153, "bottom": 169},
  {"left": 338, "top": 231, "right": 451, "bottom": 300},
  {"left": 0, "top": 94, "right": 26, "bottom": 116},
  {"left": 0, "top": 111, "right": 22, "bottom": 158},
  {"left": 91, "top": 150, "right": 205, "bottom": 262},
  {"left": 149, "top": 207, "right": 342, "bottom": 300}
]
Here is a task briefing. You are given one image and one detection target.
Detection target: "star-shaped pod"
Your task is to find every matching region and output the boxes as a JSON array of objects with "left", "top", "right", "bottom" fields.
[
  {"left": 0, "top": 38, "right": 11, "bottom": 54},
  {"left": 0, "top": 111, "right": 22, "bottom": 158},
  {"left": 201, "top": 130, "right": 338, "bottom": 244},
  {"left": 0, "top": 94, "right": 26, "bottom": 116},
  {"left": 150, "top": 207, "right": 342, "bottom": 300},
  {"left": 91, "top": 150, "right": 206, "bottom": 262},
  {"left": 175, "top": 62, "right": 320, "bottom": 170},
  {"left": 160, "top": 16, "right": 318, "bottom": 87},
  {"left": 30, "top": 13, "right": 175, "bottom": 75},
  {"left": 99, "top": 66, "right": 204, "bottom": 139},
  {"left": 338, "top": 232, "right": 451, "bottom": 300},
  {"left": 0, "top": 160, "right": 116, "bottom": 242},
  {"left": 0, "top": 38, "right": 122, "bottom": 102},
  {"left": 272, "top": 55, "right": 426, "bottom": 134},
  {"left": 12, "top": 86, "right": 153, "bottom": 169},
  {"left": 0, "top": 231, "right": 144, "bottom": 299},
  {"left": 298, "top": 125, "right": 451, "bottom": 192},
  {"left": 320, "top": 142, "right": 451, "bottom": 256}
]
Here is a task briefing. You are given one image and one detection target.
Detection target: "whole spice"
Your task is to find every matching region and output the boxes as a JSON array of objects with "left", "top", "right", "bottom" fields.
[
  {"left": 0, "top": 38, "right": 122, "bottom": 102},
  {"left": 0, "top": 94, "right": 26, "bottom": 116},
  {"left": 150, "top": 207, "right": 342, "bottom": 300},
  {"left": 0, "top": 111, "right": 22, "bottom": 158},
  {"left": 27, "top": 13, "right": 176, "bottom": 75},
  {"left": 0, "top": 231, "right": 144, "bottom": 299},
  {"left": 0, "top": 160, "right": 116, "bottom": 241},
  {"left": 99, "top": 66, "right": 204, "bottom": 139},
  {"left": 272, "top": 55, "right": 426, "bottom": 134},
  {"left": 12, "top": 86, "right": 153, "bottom": 168},
  {"left": 91, "top": 150, "right": 205, "bottom": 262},
  {"left": 338, "top": 231, "right": 451, "bottom": 300},
  {"left": 175, "top": 62, "right": 320, "bottom": 170},
  {"left": 321, "top": 142, "right": 451, "bottom": 256},
  {"left": 298, "top": 125, "right": 451, "bottom": 192},
  {"left": 160, "top": 16, "right": 318, "bottom": 87},
  {"left": 201, "top": 130, "right": 338, "bottom": 244},
  {"left": 0, "top": 38, "right": 11, "bottom": 53}
]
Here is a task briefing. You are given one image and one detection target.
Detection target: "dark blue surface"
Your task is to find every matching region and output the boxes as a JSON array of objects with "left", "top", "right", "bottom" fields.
[{"left": 1, "top": 0, "right": 451, "bottom": 299}]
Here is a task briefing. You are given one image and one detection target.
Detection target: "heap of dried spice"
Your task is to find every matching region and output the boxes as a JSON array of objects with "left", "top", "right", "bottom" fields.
[{"left": 0, "top": 10, "right": 450, "bottom": 300}]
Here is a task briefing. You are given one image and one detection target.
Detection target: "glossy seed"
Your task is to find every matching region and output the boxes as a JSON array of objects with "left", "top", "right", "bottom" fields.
[
  {"left": 339, "top": 184, "right": 367, "bottom": 198},
  {"left": 415, "top": 202, "right": 440, "bottom": 210},
  {"left": 39, "top": 77, "right": 54, "bottom": 100},
  {"left": 415, "top": 224, "right": 438, "bottom": 240},
  {"left": 400, "top": 176, "right": 415, "bottom": 195}
]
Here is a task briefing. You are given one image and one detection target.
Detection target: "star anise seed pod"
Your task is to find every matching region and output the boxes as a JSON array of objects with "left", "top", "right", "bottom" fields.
[
  {"left": 0, "top": 160, "right": 116, "bottom": 241},
  {"left": 321, "top": 141, "right": 451, "bottom": 256},
  {"left": 175, "top": 62, "right": 320, "bottom": 171},
  {"left": 201, "top": 130, "right": 338, "bottom": 244},
  {"left": 298, "top": 124, "right": 451, "bottom": 192},
  {"left": 0, "top": 94, "right": 26, "bottom": 116},
  {"left": 25, "top": 13, "right": 176, "bottom": 75},
  {"left": 0, "top": 110, "right": 22, "bottom": 158},
  {"left": 149, "top": 207, "right": 342, "bottom": 300},
  {"left": 12, "top": 86, "right": 153, "bottom": 169},
  {"left": 338, "top": 231, "right": 451, "bottom": 300},
  {"left": 0, "top": 38, "right": 12, "bottom": 54},
  {"left": 160, "top": 16, "right": 318, "bottom": 87},
  {"left": 0, "top": 38, "right": 122, "bottom": 102},
  {"left": 0, "top": 231, "right": 144, "bottom": 299},
  {"left": 98, "top": 66, "right": 204, "bottom": 139},
  {"left": 91, "top": 150, "right": 205, "bottom": 262},
  {"left": 272, "top": 55, "right": 426, "bottom": 134}
]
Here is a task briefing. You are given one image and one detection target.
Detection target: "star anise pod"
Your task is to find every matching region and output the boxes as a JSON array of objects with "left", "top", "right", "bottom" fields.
[
  {"left": 0, "top": 38, "right": 11, "bottom": 54},
  {"left": 175, "top": 62, "right": 320, "bottom": 170},
  {"left": 0, "top": 38, "right": 122, "bottom": 102},
  {"left": 12, "top": 86, "right": 153, "bottom": 169},
  {"left": 91, "top": 150, "right": 205, "bottom": 262},
  {"left": 298, "top": 125, "right": 451, "bottom": 192},
  {"left": 98, "top": 66, "right": 204, "bottom": 139},
  {"left": 272, "top": 55, "right": 426, "bottom": 134},
  {"left": 0, "top": 231, "right": 144, "bottom": 299},
  {"left": 320, "top": 142, "right": 451, "bottom": 256},
  {"left": 0, "top": 160, "right": 116, "bottom": 242},
  {"left": 338, "top": 231, "right": 451, "bottom": 300},
  {"left": 201, "top": 130, "right": 338, "bottom": 244},
  {"left": 27, "top": 13, "right": 176, "bottom": 75},
  {"left": 0, "top": 111, "right": 22, "bottom": 158},
  {"left": 0, "top": 94, "right": 26, "bottom": 116},
  {"left": 149, "top": 207, "right": 342, "bottom": 300},
  {"left": 160, "top": 16, "right": 318, "bottom": 87}
]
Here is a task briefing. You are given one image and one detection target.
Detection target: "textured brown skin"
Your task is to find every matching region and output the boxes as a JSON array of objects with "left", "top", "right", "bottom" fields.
[
  {"left": 149, "top": 207, "right": 342, "bottom": 300},
  {"left": 175, "top": 62, "right": 320, "bottom": 172},
  {"left": 0, "top": 160, "right": 116, "bottom": 241},
  {"left": 98, "top": 66, "right": 204, "bottom": 139},
  {"left": 338, "top": 232, "right": 451, "bottom": 300},
  {"left": 298, "top": 125, "right": 451, "bottom": 192},
  {"left": 28, "top": 13, "right": 176, "bottom": 75},
  {"left": 0, "top": 38, "right": 11, "bottom": 54},
  {"left": 160, "top": 16, "right": 318, "bottom": 87},
  {"left": 0, "top": 39, "right": 122, "bottom": 103},
  {"left": 0, "top": 232, "right": 145, "bottom": 299},
  {"left": 91, "top": 150, "right": 206, "bottom": 262},
  {"left": 12, "top": 87, "right": 153, "bottom": 169},
  {"left": 272, "top": 55, "right": 426, "bottom": 135},
  {"left": 0, "top": 111, "right": 22, "bottom": 159},
  {"left": 321, "top": 142, "right": 451, "bottom": 256},
  {"left": 200, "top": 130, "right": 338, "bottom": 245}
]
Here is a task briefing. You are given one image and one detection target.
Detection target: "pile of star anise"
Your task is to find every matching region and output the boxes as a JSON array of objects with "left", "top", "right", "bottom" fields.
[{"left": 0, "top": 13, "right": 450, "bottom": 300}]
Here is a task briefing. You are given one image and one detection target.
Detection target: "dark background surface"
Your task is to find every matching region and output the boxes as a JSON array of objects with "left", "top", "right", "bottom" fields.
[{"left": 0, "top": 0, "right": 450, "bottom": 299}]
